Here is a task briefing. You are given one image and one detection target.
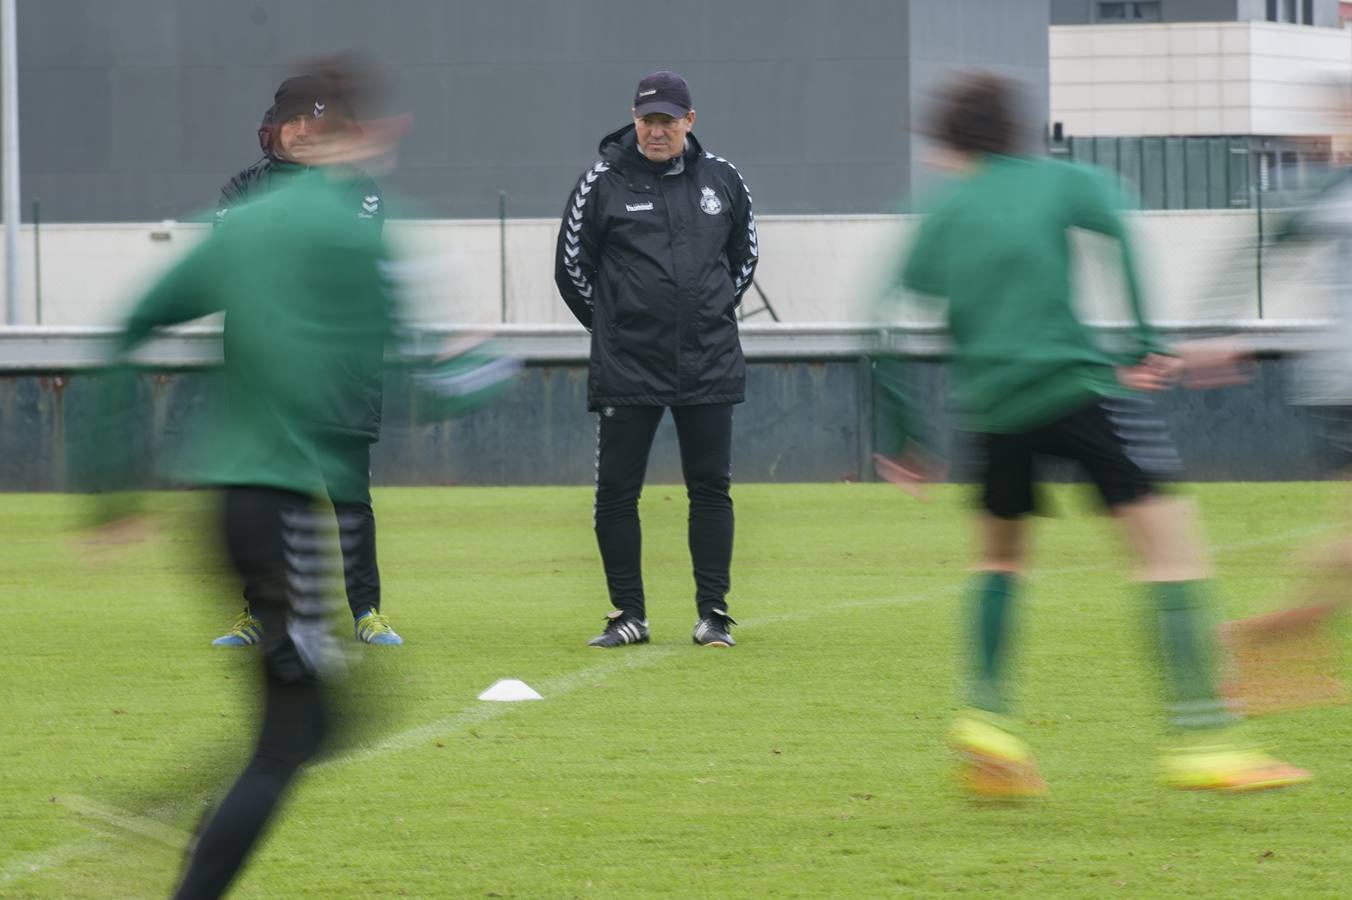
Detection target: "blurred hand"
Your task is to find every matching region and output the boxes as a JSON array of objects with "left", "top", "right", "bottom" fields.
[
  {"left": 1116, "top": 353, "right": 1182, "bottom": 392},
  {"left": 872, "top": 451, "right": 943, "bottom": 500},
  {"left": 1175, "top": 339, "right": 1255, "bottom": 389}
]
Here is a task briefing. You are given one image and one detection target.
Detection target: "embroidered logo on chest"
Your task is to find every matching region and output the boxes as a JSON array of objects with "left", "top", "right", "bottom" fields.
[
  {"left": 699, "top": 187, "right": 722, "bottom": 215},
  {"left": 625, "top": 201, "right": 654, "bottom": 212}
]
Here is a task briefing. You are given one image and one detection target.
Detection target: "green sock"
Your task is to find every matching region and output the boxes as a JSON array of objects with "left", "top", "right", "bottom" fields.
[
  {"left": 1151, "top": 581, "right": 1231, "bottom": 730},
  {"left": 970, "top": 572, "right": 1014, "bottom": 714}
]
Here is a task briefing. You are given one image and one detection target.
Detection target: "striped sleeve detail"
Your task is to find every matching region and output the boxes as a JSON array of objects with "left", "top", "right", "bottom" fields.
[
  {"left": 562, "top": 160, "right": 610, "bottom": 306},
  {"left": 705, "top": 152, "right": 759, "bottom": 296}
]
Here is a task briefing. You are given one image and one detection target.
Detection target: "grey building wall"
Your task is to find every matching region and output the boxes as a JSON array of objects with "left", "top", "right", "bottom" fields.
[
  {"left": 907, "top": 0, "right": 1050, "bottom": 199},
  {"left": 14, "top": 0, "right": 1048, "bottom": 223}
]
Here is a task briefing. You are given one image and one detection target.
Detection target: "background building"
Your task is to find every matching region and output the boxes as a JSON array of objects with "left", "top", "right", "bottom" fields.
[
  {"left": 1050, "top": 0, "right": 1349, "bottom": 208},
  {"left": 1053, "top": 0, "right": 1339, "bottom": 26},
  {"left": 15, "top": 0, "right": 1048, "bottom": 223}
]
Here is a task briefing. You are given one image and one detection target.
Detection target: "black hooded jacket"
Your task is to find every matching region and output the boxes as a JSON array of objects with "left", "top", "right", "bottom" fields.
[{"left": 555, "top": 126, "right": 758, "bottom": 410}]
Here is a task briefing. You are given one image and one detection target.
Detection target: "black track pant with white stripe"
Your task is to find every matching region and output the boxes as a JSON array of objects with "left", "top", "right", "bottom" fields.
[
  {"left": 243, "top": 439, "right": 381, "bottom": 620},
  {"left": 593, "top": 403, "right": 734, "bottom": 621},
  {"left": 175, "top": 487, "right": 331, "bottom": 900}
]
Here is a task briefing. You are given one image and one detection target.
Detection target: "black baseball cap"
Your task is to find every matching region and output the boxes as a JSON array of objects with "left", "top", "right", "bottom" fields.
[
  {"left": 270, "top": 74, "right": 353, "bottom": 123},
  {"left": 258, "top": 73, "right": 357, "bottom": 155},
  {"left": 633, "top": 70, "right": 692, "bottom": 118}
]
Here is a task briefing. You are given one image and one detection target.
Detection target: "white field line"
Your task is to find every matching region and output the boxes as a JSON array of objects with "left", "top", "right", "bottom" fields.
[
  {"left": 0, "top": 838, "right": 105, "bottom": 888},
  {"left": 4, "top": 518, "right": 1337, "bottom": 886},
  {"left": 320, "top": 520, "right": 1340, "bottom": 769},
  {"left": 54, "top": 795, "right": 191, "bottom": 850},
  {"left": 315, "top": 647, "right": 682, "bottom": 768}
]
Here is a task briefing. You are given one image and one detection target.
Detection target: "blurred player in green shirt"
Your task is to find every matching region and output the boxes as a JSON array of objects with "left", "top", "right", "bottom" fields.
[
  {"left": 82, "top": 59, "right": 515, "bottom": 897},
  {"left": 884, "top": 72, "right": 1308, "bottom": 797}
]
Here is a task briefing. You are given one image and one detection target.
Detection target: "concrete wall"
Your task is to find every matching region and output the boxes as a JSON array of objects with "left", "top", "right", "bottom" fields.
[
  {"left": 1051, "top": 21, "right": 1352, "bottom": 137},
  {"left": 13, "top": 0, "right": 1048, "bottom": 223},
  {"left": 0, "top": 209, "right": 1328, "bottom": 328},
  {"left": 0, "top": 355, "right": 1336, "bottom": 489}
]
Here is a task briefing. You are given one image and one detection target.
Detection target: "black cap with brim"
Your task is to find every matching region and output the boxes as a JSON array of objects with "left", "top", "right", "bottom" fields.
[
  {"left": 632, "top": 70, "right": 692, "bottom": 119},
  {"left": 633, "top": 99, "right": 690, "bottom": 119},
  {"left": 270, "top": 74, "right": 355, "bottom": 123}
]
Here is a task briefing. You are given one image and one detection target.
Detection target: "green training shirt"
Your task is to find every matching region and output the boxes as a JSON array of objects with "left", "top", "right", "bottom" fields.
[
  {"left": 898, "top": 155, "right": 1159, "bottom": 434},
  {"left": 117, "top": 170, "right": 394, "bottom": 499}
]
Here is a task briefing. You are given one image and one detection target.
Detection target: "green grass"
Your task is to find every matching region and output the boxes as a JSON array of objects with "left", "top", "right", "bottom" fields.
[{"left": 2, "top": 483, "right": 1350, "bottom": 898}]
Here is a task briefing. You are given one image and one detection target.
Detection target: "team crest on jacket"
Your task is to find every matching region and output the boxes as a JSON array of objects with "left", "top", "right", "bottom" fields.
[{"left": 699, "top": 186, "right": 722, "bottom": 215}]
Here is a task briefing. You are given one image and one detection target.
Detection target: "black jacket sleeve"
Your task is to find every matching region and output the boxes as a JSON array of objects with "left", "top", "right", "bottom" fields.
[
  {"left": 215, "top": 159, "right": 268, "bottom": 229},
  {"left": 215, "top": 172, "right": 247, "bottom": 228},
  {"left": 554, "top": 160, "right": 610, "bottom": 330},
  {"left": 722, "top": 164, "right": 759, "bottom": 304}
]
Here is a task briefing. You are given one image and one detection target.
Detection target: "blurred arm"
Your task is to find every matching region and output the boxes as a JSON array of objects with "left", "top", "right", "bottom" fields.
[{"left": 1070, "top": 166, "right": 1161, "bottom": 359}]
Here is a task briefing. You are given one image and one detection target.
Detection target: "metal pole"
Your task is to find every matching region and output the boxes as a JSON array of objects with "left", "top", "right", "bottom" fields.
[
  {"left": 2, "top": 0, "right": 20, "bottom": 324},
  {"left": 31, "top": 196, "right": 39, "bottom": 323},
  {"left": 498, "top": 191, "right": 507, "bottom": 323}
]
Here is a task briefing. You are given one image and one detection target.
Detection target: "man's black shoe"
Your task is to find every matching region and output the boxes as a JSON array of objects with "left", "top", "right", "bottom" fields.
[
  {"left": 588, "top": 609, "right": 650, "bottom": 648},
  {"left": 692, "top": 608, "right": 737, "bottom": 647}
]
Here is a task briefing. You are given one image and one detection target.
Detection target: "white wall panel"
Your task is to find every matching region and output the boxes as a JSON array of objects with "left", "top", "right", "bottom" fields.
[
  {"left": 1051, "top": 21, "right": 1352, "bottom": 138},
  {"left": 0, "top": 211, "right": 1324, "bottom": 330}
]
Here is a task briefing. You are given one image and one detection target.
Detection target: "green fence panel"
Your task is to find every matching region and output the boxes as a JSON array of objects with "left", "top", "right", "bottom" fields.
[
  {"left": 1207, "top": 138, "right": 1230, "bottom": 209},
  {"left": 1094, "top": 137, "right": 1120, "bottom": 176},
  {"left": 1164, "top": 137, "right": 1185, "bottom": 209},
  {"left": 1227, "top": 139, "right": 1251, "bottom": 209},
  {"left": 1118, "top": 136, "right": 1143, "bottom": 201},
  {"left": 1184, "top": 137, "right": 1210, "bottom": 209},
  {"left": 1140, "top": 137, "right": 1165, "bottom": 209}
]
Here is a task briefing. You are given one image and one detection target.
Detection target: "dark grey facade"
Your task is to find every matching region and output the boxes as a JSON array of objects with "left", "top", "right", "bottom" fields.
[
  {"left": 14, "top": 0, "right": 1049, "bottom": 222},
  {"left": 1053, "top": 0, "right": 1339, "bottom": 26}
]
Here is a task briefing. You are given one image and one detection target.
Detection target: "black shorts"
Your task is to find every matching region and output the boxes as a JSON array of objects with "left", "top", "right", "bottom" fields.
[{"left": 977, "top": 396, "right": 1180, "bottom": 519}]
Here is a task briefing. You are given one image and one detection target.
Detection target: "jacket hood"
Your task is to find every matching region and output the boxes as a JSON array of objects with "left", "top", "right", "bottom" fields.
[{"left": 597, "top": 124, "right": 704, "bottom": 171}]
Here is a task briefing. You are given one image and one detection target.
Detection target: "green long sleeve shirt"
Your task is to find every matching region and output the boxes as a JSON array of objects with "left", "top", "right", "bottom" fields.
[
  {"left": 898, "top": 155, "right": 1159, "bottom": 433},
  {"left": 116, "top": 170, "right": 394, "bottom": 499}
]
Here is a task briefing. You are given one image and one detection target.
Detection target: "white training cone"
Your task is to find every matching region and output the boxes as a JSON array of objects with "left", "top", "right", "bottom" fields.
[{"left": 477, "top": 679, "right": 543, "bottom": 702}]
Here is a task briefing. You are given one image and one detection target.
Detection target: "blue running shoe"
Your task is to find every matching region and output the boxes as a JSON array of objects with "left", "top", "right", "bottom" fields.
[
  {"left": 355, "top": 609, "right": 404, "bottom": 645},
  {"left": 212, "top": 609, "right": 263, "bottom": 647}
]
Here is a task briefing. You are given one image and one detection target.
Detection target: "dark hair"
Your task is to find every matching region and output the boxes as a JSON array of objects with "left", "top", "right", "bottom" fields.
[{"left": 930, "top": 72, "right": 1019, "bottom": 157}]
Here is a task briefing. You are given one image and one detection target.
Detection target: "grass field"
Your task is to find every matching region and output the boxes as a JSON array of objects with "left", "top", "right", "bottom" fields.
[{"left": 2, "top": 483, "right": 1350, "bottom": 898}]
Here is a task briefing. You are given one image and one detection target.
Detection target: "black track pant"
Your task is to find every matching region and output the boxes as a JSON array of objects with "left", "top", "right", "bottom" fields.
[
  {"left": 175, "top": 487, "right": 332, "bottom": 900},
  {"left": 243, "top": 439, "right": 380, "bottom": 620},
  {"left": 593, "top": 403, "right": 734, "bottom": 620}
]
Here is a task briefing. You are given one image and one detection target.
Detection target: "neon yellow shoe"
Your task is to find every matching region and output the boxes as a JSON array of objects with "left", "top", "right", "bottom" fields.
[
  {"left": 1162, "top": 743, "right": 1311, "bottom": 793},
  {"left": 949, "top": 709, "right": 1048, "bottom": 799},
  {"left": 355, "top": 609, "right": 404, "bottom": 646},
  {"left": 211, "top": 609, "right": 263, "bottom": 647}
]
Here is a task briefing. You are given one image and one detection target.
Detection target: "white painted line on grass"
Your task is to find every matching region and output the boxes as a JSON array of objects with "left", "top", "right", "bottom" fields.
[
  {"left": 316, "top": 646, "right": 681, "bottom": 769},
  {"left": 56, "top": 795, "right": 192, "bottom": 850},
  {"left": 0, "top": 838, "right": 105, "bottom": 887},
  {"left": 9, "top": 518, "right": 1337, "bottom": 886}
]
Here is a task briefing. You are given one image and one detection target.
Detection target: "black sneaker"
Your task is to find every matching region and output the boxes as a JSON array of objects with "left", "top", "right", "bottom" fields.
[
  {"left": 587, "top": 609, "right": 650, "bottom": 648},
  {"left": 692, "top": 609, "right": 737, "bottom": 647}
]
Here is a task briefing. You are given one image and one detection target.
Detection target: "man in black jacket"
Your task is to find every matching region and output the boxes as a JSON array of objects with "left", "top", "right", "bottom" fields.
[
  {"left": 554, "top": 70, "right": 758, "bottom": 649},
  {"left": 212, "top": 73, "right": 402, "bottom": 647}
]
